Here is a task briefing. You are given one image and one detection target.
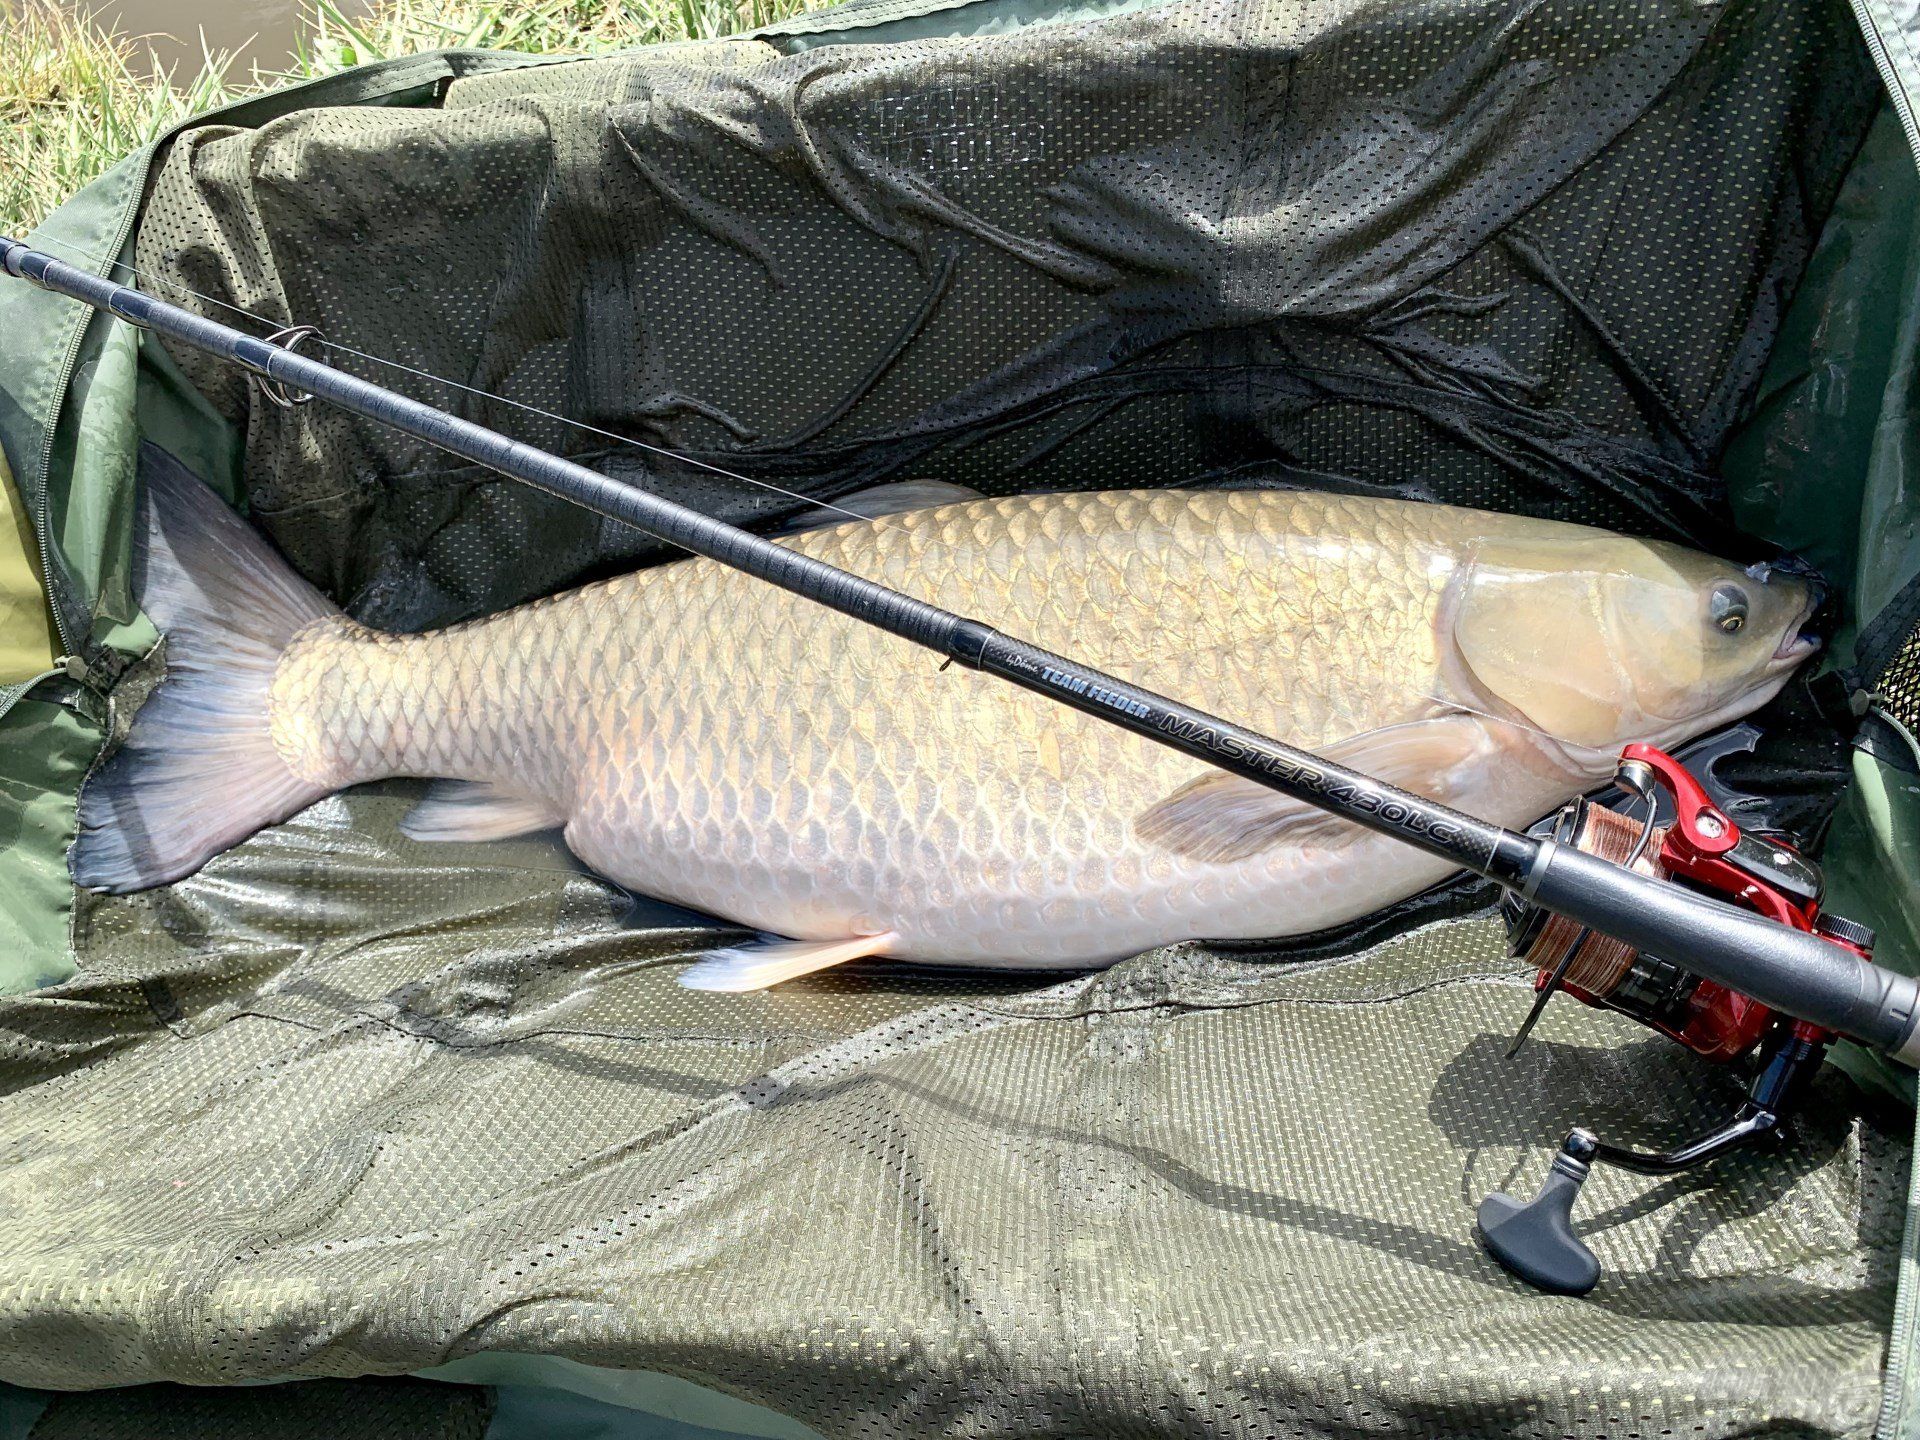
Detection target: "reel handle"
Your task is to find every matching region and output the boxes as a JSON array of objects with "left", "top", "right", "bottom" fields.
[
  {"left": 1477, "top": 1131, "right": 1603, "bottom": 1296},
  {"left": 1520, "top": 842, "right": 1920, "bottom": 1061},
  {"left": 1479, "top": 1026, "right": 1824, "bottom": 1294}
]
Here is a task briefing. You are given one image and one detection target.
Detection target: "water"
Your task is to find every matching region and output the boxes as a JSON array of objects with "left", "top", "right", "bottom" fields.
[{"left": 56, "top": 0, "right": 369, "bottom": 77}]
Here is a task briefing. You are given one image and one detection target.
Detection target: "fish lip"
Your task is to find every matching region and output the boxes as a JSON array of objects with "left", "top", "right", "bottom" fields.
[
  {"left": 1772, "top": 631, "right": 1819, "bottom": 662},
  {"left": 1770, "top": 593, "right": 1824, "bottom": 664}
]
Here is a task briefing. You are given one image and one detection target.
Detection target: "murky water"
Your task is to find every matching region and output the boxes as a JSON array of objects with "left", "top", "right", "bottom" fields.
[{"left": 56, "top": 0, "right": 368, "bottom": 78}]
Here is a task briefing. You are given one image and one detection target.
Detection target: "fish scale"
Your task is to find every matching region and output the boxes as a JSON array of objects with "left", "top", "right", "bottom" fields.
[
  {"left": 228, "top": 485, "right": 1812, "bottom": 983},
  {"left": 267, "top": 489, "right": 1551, "bottom": 966}
]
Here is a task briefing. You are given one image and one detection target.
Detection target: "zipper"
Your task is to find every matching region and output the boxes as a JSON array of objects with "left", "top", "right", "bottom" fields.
[
  {"left": 1847, "top": 0, "right": 1920, "bottom": 168},
  {"left": 0, "top": 668, "right": 62, "bottom": 727},
  {"left": 0, "top": 653, "right": 114, "bottom": 729}
]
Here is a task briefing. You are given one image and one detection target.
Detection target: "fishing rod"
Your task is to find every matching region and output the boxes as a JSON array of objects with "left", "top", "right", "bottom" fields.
[
  {"left": 4, "top": 232, "right": 1912, "bottom": 1055},
  {"left": 5, "top": 236, "right": 1916, "bottom": 1292}
]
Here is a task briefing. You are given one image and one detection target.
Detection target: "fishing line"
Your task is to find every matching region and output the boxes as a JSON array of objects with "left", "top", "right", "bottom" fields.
[
  {"left": 28, "top": 234, "right": 1210, "bottom": 667},
  {"left": 25, "top": 234, "right": 892, "bottom": 533},
  {"left": 24, "top": 239, "right": 1657, "bottom": 738}
]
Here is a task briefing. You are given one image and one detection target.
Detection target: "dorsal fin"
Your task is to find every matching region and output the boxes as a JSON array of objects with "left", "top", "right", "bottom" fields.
[{"left": 773, "top": 481, "right": 983, "bottom": 536}]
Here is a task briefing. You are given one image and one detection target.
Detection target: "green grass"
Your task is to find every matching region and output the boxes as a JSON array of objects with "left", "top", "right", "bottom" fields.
[{"left": 1, "top": 0, "right": 821, "bottom": 237}]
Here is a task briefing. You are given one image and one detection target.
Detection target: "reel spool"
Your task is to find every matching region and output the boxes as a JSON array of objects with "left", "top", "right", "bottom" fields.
[
  {"left": 1478, "top": 743, "right": 1875, "bottom": 1296},
  {"left": 1503, "top": 796, "right": 1775, "bottom": 1063}
]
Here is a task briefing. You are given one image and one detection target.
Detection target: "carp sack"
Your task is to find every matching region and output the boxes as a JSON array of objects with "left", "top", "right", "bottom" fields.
[{"left": 73, "top": 453, "right": 1819, "bottom": 990}]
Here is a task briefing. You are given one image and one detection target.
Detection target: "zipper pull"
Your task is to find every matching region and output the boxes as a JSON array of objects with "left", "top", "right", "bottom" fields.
[{"left": 51, "top": 650, "right": 127, "bottom": 724}]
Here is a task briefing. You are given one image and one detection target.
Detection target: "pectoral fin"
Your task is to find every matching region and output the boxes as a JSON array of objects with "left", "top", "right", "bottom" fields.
[
  {"left": 679, "top": 932, "right": 897, "bottom": 992},
  {"left": 399, "top": 781, "right": 567, "bottom": 843},
  {"left": 1135, "top": 715, "right": 1498, "bottom": 863}
]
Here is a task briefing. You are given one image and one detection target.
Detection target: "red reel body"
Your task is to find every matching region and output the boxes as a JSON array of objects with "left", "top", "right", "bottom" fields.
[
  {"left": 1506, "top": 743, "right": 1870, "bottom": 1061},
  {"left": 1481, "top": 743, "right": 1879, "bottom": 1295}
]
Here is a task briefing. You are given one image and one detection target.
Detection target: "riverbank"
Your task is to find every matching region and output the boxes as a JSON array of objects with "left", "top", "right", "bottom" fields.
[{"left": 2, "top": 0, "right": 816, "bottom": 235}]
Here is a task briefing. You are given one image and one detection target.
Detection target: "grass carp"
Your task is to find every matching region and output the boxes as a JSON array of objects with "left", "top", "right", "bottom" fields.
[{"left": 74, "top": 455, "right": 1818, "bottom": 990}]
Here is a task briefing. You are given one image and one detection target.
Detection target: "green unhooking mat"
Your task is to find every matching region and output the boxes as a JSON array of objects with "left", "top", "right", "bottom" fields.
[
  {"left": 1, "top": 853, "right": 1911, "bottom": 1433},
  {"left": 5, "top": 0, "right": 1920, "bottom": 1431}
]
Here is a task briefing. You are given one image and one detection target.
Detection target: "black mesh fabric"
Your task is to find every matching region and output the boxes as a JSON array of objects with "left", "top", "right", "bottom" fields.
[
  {"left": 25, "top": 1379, "right": 492, "bottom": 1440},
  {"left": 1861, "top": 573, "right": 1920, "bottom": 734},
  {"left": 131, "top": 0, "right": 1876, "bottom": 635},
  {"left": 1882, "top": 633, "right": 1920, "bottom": 733}
]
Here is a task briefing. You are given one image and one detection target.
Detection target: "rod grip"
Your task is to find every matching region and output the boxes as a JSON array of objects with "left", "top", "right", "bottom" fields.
[{"left": 1527, "top": 843, "right": 1920, "bottom": 1061}]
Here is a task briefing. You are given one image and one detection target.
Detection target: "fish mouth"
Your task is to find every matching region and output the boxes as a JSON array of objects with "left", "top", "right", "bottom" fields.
[{"left": 1770, "top": 594, "right": 1825, "bottom": 666}]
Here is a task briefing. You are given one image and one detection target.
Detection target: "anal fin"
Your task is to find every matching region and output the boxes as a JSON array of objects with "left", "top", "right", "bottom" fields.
[
  {"left": 679, "top": 932, "right": 896, "bottom": 992},
  {"left": 399, "top": 780, "right": 566, "bottom": 843}
]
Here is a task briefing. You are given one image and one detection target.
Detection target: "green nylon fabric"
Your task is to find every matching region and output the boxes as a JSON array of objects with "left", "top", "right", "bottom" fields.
[
  {"left": 3, "top": 0, "right": 1920, "bottom": 1434},
  {"left": 0, "top": 698, "right": 99, "bottom": 994},
  {"left": 1725, "top": 105, "right": 1920, "bottom": 661}
]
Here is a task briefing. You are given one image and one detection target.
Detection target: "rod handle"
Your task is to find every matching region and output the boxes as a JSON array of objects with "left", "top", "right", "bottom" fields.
[{"left": 1526, "top": 842, "right": 1920, "bottom": 1060}]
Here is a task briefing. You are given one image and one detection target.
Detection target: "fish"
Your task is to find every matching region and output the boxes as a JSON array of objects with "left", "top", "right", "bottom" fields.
[{"left": 73, "top": 450, "right": 1820, "bottom": 991}]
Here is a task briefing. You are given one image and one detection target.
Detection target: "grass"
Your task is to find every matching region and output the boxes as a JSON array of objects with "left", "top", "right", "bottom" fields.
[{"left": 0, "top": 0, "right": 821, "bottom": 236}]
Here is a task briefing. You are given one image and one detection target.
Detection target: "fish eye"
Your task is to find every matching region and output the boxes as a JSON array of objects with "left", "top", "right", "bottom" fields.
[{"left": 1710, "top": 583, "right": 1748, "bottom": 634}]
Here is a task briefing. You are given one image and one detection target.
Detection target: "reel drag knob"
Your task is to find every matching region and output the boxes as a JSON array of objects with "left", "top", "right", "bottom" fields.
[{"left": 1476, "top": 1129, "right": 1602, "bottom": 1296}]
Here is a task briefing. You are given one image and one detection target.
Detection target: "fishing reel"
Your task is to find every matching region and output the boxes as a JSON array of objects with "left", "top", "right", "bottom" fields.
[{"left": 1476, "top": 743, "right": 1876, "bottom": 1295}]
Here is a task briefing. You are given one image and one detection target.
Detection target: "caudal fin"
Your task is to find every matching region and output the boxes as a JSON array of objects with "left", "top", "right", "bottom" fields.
[{"left": 71, "top": 444, "right": 338, "bottom": 893}]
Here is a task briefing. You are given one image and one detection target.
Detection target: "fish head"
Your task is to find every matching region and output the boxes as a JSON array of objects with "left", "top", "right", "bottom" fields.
[{"left": 1448, "top": 531, "right": 1820, "bottom": 773}]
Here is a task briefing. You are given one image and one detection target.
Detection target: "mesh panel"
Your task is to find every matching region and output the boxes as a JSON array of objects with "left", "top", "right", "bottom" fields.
[
  {"left": 1863, "top": 575, "right": 1920, "bottom": 733},
  {"left": 0, "top": 792, "right": 1903, "bottom": 1435},
  {"left": 128, "top": 0, "right": 1875, "bottom": 633},
  {"left": 1881, "top": 630, "right": 1920, "bottom": 732}
]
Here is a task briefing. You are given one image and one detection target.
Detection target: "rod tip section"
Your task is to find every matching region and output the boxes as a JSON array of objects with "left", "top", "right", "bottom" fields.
[{"left": 0, "top": 238, "right": 25, "bottom": 277}]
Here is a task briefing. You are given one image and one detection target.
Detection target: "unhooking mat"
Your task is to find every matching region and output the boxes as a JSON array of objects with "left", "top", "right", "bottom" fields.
[
  {"left": 0, "top": 794, "right": 1907, "bottom": 1434},
  {"left": 1, "top": 0, "right": 1919, "bottom": 1430}
]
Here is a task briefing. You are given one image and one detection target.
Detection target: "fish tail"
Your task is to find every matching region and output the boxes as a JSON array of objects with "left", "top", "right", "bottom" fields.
[{"left": 71, "top": 445, "right": 338, "bottom": 894}]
